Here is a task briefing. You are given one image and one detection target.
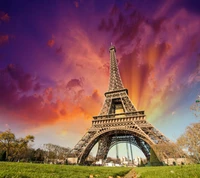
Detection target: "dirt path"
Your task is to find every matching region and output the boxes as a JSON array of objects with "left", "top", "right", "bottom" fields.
[{"left": 124, "top": 168, "right": 137, "bottom": 178}]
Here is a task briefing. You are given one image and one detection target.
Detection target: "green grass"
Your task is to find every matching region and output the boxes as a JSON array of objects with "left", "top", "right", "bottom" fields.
[
  {"left": 134, "top": 164, "right": 200, "bottom": 178},
  {"left": 1, "top": 162, "right": 200, "bottom": 178},
  {"left": 0, "top": 162, "right": 131, "bottom": 178}
]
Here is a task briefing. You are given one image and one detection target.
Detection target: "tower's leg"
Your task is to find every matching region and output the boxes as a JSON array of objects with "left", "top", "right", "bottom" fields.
[
  {"left": 135, "top": 138, "right": 151, "bottom": 160},
  {"left": 96, "top": 136, "right": 112, "bottom": 161},
  {"left": 129, "top": 142, "right": 134, "bottom": 163},
  {"left": 116, "top": 143, "right": 119, "bottom": 159},
  {"left": 126, "top": 142, "right": 130, "bottom": 162}
]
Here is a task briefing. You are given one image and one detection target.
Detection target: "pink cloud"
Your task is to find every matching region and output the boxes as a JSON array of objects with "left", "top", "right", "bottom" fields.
[
  {"left": 34, "top": 82, "right": 41, "bottom": 91},
  {"left": 74, "top": 1, "right": 79, "bottom": 8},
  {"left": 0, "top": 62, "right": 105, "bottom": 132},
  {"left": 47, "top": 39, "right": 55, "bottom": 47},
  {"left": 0, "top": 35, "right": 9, "bottom": 46},
  {"left": 56, "top": 46, "right": 63, "bottom": 54},
  {"left": 43, "top": 87, "right": 53, "bottom": 102},
  {"left": 0, "top": 11, "right": 10, "bottom": 23},
  {"left": 109, "top": 4, "right": 119, "bottom": 16},
  {"left": 6, "top": 64, "right": 33, "bottom": 92},
  {"left": 66, "top": 78, "right": 83, "bottom": 90},
  {"left": 0, "top": 64, "right": 60, "bottom": 129}
]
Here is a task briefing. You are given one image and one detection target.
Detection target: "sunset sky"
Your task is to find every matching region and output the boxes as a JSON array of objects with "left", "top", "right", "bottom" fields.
[{"left": 0, "top": 0, "right": 200, "bottom": 158}]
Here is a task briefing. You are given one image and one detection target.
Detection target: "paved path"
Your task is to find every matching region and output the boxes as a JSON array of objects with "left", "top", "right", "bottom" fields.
[{"left": 124, "top": 168, "right": 137, "bottom": 178}]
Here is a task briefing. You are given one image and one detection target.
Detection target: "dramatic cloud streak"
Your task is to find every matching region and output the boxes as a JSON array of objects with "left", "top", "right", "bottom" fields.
[
  {"left": 0, "top": 0, "right": 199, "bottom": 148},
  {"left": 96, "top": 2, "right": 200, "bottom": 124}
]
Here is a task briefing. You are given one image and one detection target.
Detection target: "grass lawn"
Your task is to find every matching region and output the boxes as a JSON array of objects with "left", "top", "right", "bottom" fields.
[
  {"left": 134, "top": 164, "right": 200, "bottom": 178},
  {"left": 0, "top": 162, "right": 131, "bottom": 178}
]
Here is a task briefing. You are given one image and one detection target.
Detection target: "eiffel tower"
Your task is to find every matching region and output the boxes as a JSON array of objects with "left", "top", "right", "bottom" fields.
[{"left": 69, "top": 45, "right": 170, "bottom": 164}]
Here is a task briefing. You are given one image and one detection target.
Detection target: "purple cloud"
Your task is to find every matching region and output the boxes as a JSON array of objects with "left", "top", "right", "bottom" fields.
[{"left": 66, "top": 78, "right": 83, "bottom": 90}]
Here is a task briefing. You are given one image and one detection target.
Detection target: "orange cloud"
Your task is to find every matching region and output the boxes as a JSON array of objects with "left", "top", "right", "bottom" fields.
[
  {"left": 143, "top": 42, "right": 171, "bottom": 67},
  {"left": 60, "top": 108, "right": 67, "bottom": 116},
  {"left": 79, "top": 89, "right": 103, "bottom": 117}
]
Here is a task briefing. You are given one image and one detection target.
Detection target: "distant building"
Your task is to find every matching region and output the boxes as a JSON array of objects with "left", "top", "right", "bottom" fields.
[
  {"left": 67, "top": 157, "right": 78, "bottom": 164},
  {"left": 163, "top": 158, "right": 190, "bottom": 165},
  {"left": 121, "top": 156, "right": 129, "bottom": 165},
  {"left": 95, "top": 159, "right": 103, "bottom": 165},
  {"left": 105, "top": 162, "right": 114, "bottom": 167}
]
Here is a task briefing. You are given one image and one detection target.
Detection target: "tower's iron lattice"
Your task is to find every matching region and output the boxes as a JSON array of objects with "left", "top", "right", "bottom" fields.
[{"left": 69, "top": 45, "right": 170, "bottom": 164}]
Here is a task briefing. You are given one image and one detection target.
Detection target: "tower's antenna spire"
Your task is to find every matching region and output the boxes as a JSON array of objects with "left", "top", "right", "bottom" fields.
[{"left": 108, "top": 45, "right": 124, "bottom": 91}]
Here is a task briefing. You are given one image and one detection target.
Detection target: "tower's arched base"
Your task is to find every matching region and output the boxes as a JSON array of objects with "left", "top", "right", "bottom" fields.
[{"left": 69, "top": 45, "right": 171, "bottom": 165}]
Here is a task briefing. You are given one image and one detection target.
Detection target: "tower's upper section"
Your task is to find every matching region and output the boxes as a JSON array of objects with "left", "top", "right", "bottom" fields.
[{"left": 108, "top": 45, "right": 125, "bottom": 92}]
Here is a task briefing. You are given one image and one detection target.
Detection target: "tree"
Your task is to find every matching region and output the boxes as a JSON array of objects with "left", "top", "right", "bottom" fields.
[
  {"left": 14, "top": 135, "right": 35, "bottom": 161},
  {"left": 152, "top": 142, "right": 185, "bottom": 165},
  {"left": 190, "top": 95, "right": 200, "bottom": 118},
  {"left": 0, "top": 130, "right": 15, "bottom": 160},
  {"left": 34, "top": 148, "right": 46, "bottom": 162},
  {"left": 177, "top": 122, "right": 200, "bottom": 163},
  {"left": 43, "top": 143, "right": 71, "bottom": 163},
  {"left": 0, "top": 130, "right": 35, "bottom": 161},
  {"left": 0, "top": 151, "right": 6, "bottom": 161}
]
